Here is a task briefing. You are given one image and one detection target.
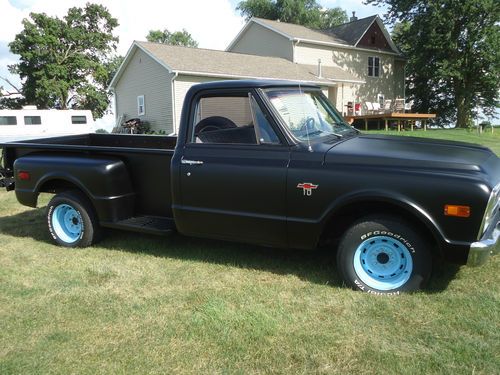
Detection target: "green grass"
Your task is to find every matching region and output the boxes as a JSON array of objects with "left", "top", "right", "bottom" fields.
[
  {"left": 1, "top": 130, "right": 500, "bottom": 374},
  {"left": 368, "top": 128, "right": 500, "bottom": 155}
]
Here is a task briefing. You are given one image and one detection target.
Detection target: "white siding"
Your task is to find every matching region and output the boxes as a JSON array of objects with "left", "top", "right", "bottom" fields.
[
  {"left": 114, "top": 48, "right": 174, "bottom": 133},
  {"left": 229, "top": 22, "right": 293, "bottom": 61}
]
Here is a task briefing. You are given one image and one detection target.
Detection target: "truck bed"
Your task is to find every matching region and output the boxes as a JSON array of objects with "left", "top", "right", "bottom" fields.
[{"left": 2, "top": 133, "right": 177, "bottom": 219}]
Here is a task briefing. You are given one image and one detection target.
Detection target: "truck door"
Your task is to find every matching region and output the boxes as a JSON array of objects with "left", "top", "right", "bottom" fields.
[{"left": 175, "top": 90, "right": 289, "bottom": 247}]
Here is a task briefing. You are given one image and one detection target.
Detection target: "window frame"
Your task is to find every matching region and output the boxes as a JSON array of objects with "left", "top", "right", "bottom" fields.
[
  {"left": 368, "top": 56, "right": 381, "bottom": 78},
  {"left": 137, "top": 95, "right": 145, "bottom": 116}
]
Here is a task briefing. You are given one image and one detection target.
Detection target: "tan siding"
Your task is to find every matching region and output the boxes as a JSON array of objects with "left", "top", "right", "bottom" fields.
[
  {"left": 114, "top": 48, "right": 174, "bottom": 133},
  {"left": 229, "top": 22, "right": 293, "bottom": 61},
  {"left": 174, "top": 75, "right": 227, "bottom": 132},
  {"left": 295, "top": 42, "right": 405, "bottom": 112}
]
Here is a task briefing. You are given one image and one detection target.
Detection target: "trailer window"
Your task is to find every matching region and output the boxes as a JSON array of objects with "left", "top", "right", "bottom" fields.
[
  {"left": 71, "top": 116, "right": 87, "bottom": 124},
  {"left": 0, "top": 116, "right": 17, "bottom": 125},
  {"left": 24, "top": 116, "right": 42, "bottom": 125}
]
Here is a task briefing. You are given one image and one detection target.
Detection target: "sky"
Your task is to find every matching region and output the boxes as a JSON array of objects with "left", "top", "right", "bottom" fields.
[{"left": 0, "top": 0, "right": 387, "bottom": 128}]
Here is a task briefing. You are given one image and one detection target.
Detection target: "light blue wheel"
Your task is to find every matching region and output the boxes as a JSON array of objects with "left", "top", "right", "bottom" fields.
[
  {"left": 353, "top": 236, "right": 413, "bottom": 291},
  {"left": 51, "top": 204, "right": 83, "bottom": 244}
]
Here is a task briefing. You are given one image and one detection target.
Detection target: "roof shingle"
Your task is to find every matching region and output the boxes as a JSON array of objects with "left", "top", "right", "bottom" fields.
[{"left": 136, "top": 42, "right": 363, "bottom": 84}]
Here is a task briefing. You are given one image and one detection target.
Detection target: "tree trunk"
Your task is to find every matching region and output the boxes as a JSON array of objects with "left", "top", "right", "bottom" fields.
[{"left": 455, "top": 93, "right": 470, "bottom": 129}]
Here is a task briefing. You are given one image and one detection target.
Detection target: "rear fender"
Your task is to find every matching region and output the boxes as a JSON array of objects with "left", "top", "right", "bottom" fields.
[{"left": 13, "top": 154, "right": 135, "bottom": 222}]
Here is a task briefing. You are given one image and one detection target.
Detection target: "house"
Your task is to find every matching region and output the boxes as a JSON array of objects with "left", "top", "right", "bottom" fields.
[
  {"left": 227, "top": 15, "right": 406, "bottom": 114},
  {"left": 109, "top": 14, "right": 405, "bottom": 134}
]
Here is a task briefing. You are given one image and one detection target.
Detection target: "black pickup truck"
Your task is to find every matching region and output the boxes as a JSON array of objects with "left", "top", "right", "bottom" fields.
[{"left": 1, "top": 80, "right": 499, "bottom": 294}]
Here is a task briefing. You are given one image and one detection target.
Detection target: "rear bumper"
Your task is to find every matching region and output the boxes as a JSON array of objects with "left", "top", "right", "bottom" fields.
[{"left": 467, "top": 223, "right": 500, "bottom": 266}]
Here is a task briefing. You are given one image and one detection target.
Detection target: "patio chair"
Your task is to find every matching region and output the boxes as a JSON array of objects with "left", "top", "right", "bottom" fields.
[
  {"left": 384, "top": 99, "right": 392, "bottom": 113},
  {"left": 372, "top": 102, "right": 382, "bottom": 113},
  {"left": 365, "top": 102, "right": 374, "bottom": 114},
  {"left": 394, "top": 98, "right": 405, "bottom": 113}
]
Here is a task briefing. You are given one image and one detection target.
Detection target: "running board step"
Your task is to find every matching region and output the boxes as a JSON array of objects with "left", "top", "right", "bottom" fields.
[{"left": 105, "top": 216, "right": 176, "bottom": 235}]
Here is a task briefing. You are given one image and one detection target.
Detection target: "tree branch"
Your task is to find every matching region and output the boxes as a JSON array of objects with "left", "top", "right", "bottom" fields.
[{"left": 0, "top": 76, "right": 22, "bottom": 95}]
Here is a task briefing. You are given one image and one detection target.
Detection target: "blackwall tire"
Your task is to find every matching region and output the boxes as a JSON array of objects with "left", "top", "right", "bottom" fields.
[
  {"left": 337, "top": 215, "right": 432, "bottom": 294},
  {"left": 46, "top": 191, "right": 101, "bottom": 248}
]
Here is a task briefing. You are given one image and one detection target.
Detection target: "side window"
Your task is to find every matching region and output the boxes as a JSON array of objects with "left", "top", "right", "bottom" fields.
[
  {"left": 249, "top": 95, "right": 280, "bottom": 145},
  {"left": 137, "top": 95, "right": 145, "bottom": 116},
  {"left": 191, "top": 94, "right": 257, "bottom": 144},
  {"left": 71, "top": 115, "right": 87, "bottom": 124},
  {"left": 24, "top": 116, "right": 42, "bottom": 125},
  {"left": 368, "top": 56, "right": 381, "bottom": 77},
  {"left": 0, "top": 116, "right": 17, "bottom": 125}
]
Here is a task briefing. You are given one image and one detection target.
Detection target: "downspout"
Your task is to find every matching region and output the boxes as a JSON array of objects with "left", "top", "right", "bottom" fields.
[
  {"left": 171, "top": 71, "right": 179, "bottom": 134},
  {"left": 293, "top": 39, "right": 301, "bottom": 63}
]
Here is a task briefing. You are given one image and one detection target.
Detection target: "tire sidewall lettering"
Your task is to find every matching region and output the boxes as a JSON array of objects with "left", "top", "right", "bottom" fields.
[{"left": 360, "top": 230, "right": 415, "bottom": 254}]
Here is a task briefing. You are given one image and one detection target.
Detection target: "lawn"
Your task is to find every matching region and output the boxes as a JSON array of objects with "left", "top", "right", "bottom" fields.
[{"left": 1, "top": 130, "right": 499, "bottom": 374}]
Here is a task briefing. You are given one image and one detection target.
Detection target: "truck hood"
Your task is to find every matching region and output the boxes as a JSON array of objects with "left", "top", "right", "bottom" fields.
[{"left": 325, "top": 134, "right": 500, "bottom": 182}]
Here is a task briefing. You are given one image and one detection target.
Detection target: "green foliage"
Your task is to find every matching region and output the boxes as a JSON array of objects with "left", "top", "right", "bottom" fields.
[
  {"left": 237, "top": 0, "right": 348, "bottom": 29},
  {"left": 8, "top": 3, "right": 120, "bottom": 119},
  {"left": 380, "top": 0, "right": 500, "bottom": 128},
  {"left": 146, "top": 29, "right": 198, "bottom": 47}
]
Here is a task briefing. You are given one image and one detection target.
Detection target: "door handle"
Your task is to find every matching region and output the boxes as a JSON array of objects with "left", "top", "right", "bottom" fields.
[{"left": 181, "top": 159, "right": 204, "bottom": 166}]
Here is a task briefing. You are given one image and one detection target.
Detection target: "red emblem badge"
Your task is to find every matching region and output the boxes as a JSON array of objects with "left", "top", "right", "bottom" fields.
[{"left": 297, "top": 182, "right": 318, "bottom": 196}]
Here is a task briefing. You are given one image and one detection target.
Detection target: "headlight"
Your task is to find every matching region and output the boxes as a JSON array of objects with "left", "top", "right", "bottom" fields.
[{"left": 478, "top": 183, "right": 500, "bottom": 239}]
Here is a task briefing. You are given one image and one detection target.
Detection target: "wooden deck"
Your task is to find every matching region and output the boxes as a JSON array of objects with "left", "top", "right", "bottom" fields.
[{"left": 345, "top": 113, "right": 436, "bottom": 131}]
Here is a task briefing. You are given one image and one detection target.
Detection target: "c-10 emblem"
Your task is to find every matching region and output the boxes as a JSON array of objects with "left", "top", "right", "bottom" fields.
[{"left": 297, "top": 182, "right": 318, "bottom": 196}]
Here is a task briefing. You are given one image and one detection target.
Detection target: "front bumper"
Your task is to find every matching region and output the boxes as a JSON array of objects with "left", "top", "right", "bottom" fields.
[{"left": 467, "top": 223, "right": 500, "bottom": 266}]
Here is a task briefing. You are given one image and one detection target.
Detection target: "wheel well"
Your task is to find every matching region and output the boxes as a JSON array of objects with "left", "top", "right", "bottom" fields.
[
  {"left": 39, "top": 179, "right": 81, "bottom": 194},
  {"left": 320, "top": 200, "right": 442, "bottom": 257}
]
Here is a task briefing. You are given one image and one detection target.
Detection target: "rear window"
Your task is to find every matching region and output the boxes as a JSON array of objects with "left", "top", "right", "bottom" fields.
[
  {"left": 24, "top": 116, "right": 42, "bottom": 125},
  {"left": 71, "top": 115, "right": 87, "bottom": 124},
  {"left": 0, "top": 116, "right": 17, "bottom": 125}
]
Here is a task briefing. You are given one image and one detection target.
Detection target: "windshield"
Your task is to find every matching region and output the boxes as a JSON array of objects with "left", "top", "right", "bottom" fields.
[{"left": 265, "top": 89, "right": 355, "bottom": 141}]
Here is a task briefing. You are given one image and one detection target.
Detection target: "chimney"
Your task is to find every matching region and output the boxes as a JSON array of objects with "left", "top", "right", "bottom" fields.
[
  {"left": 317, "top": 59, "right": 322, "bottom": 78},
  {"left": 350, "top": 11, "right": 358, "bottom": 22}
]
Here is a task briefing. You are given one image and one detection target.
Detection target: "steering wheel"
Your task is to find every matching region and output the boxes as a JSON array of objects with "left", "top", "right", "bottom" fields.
[{"left": 300, "top": 117, "right": 317, "bottom": 132}]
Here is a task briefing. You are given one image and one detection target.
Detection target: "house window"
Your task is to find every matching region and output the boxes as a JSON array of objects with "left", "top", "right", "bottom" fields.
[
  {"left": 137, "top": 95, "right": 145, "bottom": 116},
  {"left": 0, "top": 116, "right": 17, "bottom": 125},
  {"left": 71, "top": 116, "right": 87, "bottom": 124},
  {"left": 24, "top": 116, "right": 42, "bottom": 125},
  {"left": 368, "top": 56, "right": 380, "bottom": 77}
]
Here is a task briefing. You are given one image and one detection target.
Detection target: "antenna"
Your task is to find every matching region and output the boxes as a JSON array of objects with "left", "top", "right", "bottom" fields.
[{"left": 294, "top": 62, "right": 313, "bottom": 152}]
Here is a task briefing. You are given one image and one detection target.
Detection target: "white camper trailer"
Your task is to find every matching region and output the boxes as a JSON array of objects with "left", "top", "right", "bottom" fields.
[{"left": 0, "top": 107, "right": 95, "bottom": 142}]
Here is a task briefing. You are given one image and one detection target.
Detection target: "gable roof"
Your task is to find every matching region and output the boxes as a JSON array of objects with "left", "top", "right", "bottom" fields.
[
  {"left": 227, "top": 16, "right": 400, "bottom": 55},
  {"left": 109, "top": 41, "right": 364, "bottom": 89},
  {"left": 329, "top": 15, "right": 378, "bottom": 45}
]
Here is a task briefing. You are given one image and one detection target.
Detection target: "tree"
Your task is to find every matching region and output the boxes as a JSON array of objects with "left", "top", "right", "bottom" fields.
[
  {"left": 372, "top": 0, "right": 500, "bottom": 128},
  {"left": 237, "top": 0, "right": 348, "bottom": 29},
  {"left": 146, "top": 29, "right": 198, "bottom": 47},
  {"left": 8, "top": 3, "right": 120, "bottom": 119}
]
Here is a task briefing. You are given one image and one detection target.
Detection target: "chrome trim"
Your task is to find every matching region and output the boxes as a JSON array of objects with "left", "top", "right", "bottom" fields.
[
  {"left": 477, "top": 183, "right": 500, "bottom": 240},
  {"left": 181, "top": 159, "right": 204, "bottom": 166},
  {"left": 467, "top": 224, "right": 499, "bottom": 267}
]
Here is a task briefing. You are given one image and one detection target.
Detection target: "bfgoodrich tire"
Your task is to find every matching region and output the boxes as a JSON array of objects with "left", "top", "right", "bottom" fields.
[
  {"left": 337, "top": 215, "right": 432, "bottom": 294},
  {"left": 47, "top": 191, "right": 101, "bottom": 248}
]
